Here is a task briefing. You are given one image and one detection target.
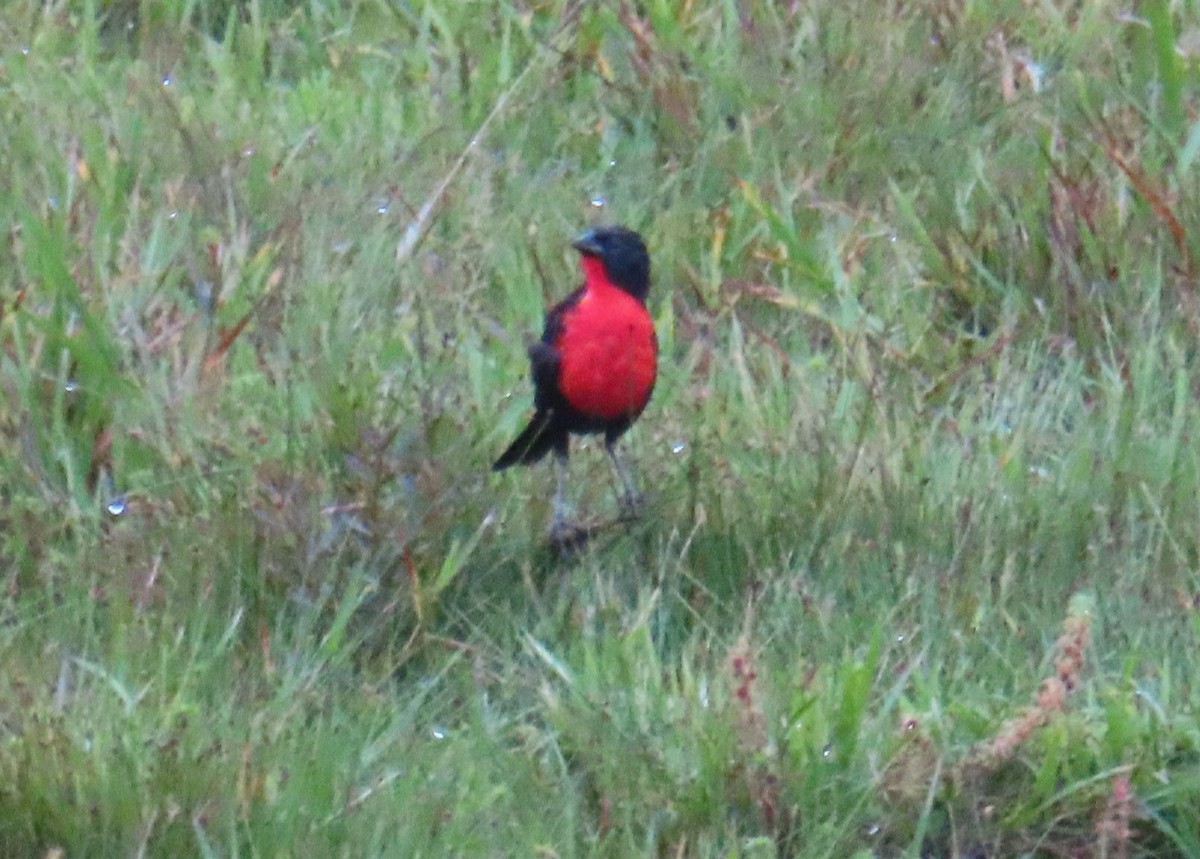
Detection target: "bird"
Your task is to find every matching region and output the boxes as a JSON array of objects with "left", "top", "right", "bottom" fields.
[{"left": 493, "top": 225, "right": 658, "bottom": 540}]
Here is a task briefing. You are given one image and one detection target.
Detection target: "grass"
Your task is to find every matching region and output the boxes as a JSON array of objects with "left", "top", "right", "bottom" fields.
[{"left": 3, "top": 0, "right": 1200, "bottom": 856}]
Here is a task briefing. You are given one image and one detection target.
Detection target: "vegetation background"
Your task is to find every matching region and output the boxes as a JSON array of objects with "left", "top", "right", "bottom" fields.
[{"left": 2, "top": 0, "right": 1200, "bottom": 856}]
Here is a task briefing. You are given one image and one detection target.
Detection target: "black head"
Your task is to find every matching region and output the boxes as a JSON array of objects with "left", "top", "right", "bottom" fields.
[{"left": 571, "top": 225, "right": 651, "bottom": 302}]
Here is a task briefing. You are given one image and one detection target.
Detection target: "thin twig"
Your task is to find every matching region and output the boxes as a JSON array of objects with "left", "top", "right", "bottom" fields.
[{"left": 395, "top": 11, "right": 583, "bottom": 263}]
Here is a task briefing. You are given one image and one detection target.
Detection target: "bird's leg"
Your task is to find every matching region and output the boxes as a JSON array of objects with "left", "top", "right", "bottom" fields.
[
  {"left": 606, "top": 441, "right": 645, "bottom": 519},
  {"left": 549, "top": 449, "right": 578, "bottom": 539}
]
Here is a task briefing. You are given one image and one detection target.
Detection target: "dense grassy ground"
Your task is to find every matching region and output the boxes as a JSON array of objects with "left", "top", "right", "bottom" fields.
[{"left": 3, "top": 0, "right": 1200, "bottom": 855}]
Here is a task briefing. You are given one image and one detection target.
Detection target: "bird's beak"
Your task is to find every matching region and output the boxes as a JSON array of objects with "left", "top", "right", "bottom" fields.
[{"left": 571, "top": 230, "right": 602, "bottom": 256}]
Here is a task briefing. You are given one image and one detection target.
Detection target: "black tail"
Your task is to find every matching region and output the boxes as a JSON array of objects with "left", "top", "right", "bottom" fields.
[{"left": 493, "top": 412, "right": 560, "bottom": 470}]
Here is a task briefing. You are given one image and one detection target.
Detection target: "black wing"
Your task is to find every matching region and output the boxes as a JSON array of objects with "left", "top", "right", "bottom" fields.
[
  {"left": 492, "top": 286, "right": 585, "bottom": 470},
  {"left": 530, "top": 285, "right": 583, "bottom": 410}
]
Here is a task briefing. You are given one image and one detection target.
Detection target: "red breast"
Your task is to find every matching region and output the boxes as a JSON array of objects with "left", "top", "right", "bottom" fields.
[{"left": 555, "top": 258, "right": 657, "bottom": 420}]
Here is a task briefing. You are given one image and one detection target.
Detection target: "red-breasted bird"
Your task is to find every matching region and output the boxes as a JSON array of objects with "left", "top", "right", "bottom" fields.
[{"left": 494, "top": 225, "right": 657, "bottom": 537}]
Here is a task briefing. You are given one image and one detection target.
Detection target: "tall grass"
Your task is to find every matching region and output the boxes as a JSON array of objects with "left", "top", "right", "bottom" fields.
[{"left": 3, "top": 0, "right": 1200, "bottom": 856}]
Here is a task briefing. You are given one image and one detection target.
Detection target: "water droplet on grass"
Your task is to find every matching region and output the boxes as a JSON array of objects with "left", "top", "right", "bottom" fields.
[{"left": 193, "top": 281, "right": 214, "bottom": 315}]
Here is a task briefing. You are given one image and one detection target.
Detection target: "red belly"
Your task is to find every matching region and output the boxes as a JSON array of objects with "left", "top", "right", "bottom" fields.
[{"left": 555, "top": 288, "right": 657, "bottom": 420}]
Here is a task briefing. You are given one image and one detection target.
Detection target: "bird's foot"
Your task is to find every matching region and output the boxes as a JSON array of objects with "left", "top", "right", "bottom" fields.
[
  {"left": 616, "top": 490, "right": 646, "bottom": 521},
  {"left": 548, "top": 518, "right": 591, "bottom": 553}
]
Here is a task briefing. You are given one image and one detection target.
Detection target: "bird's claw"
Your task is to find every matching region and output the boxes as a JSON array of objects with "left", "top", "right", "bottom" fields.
[
  {"left": 548, "top": 518, "right": 590, "bottom": 553},
  {"left": 616, "top": 490, "right": 646, "bottom": 521}
]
